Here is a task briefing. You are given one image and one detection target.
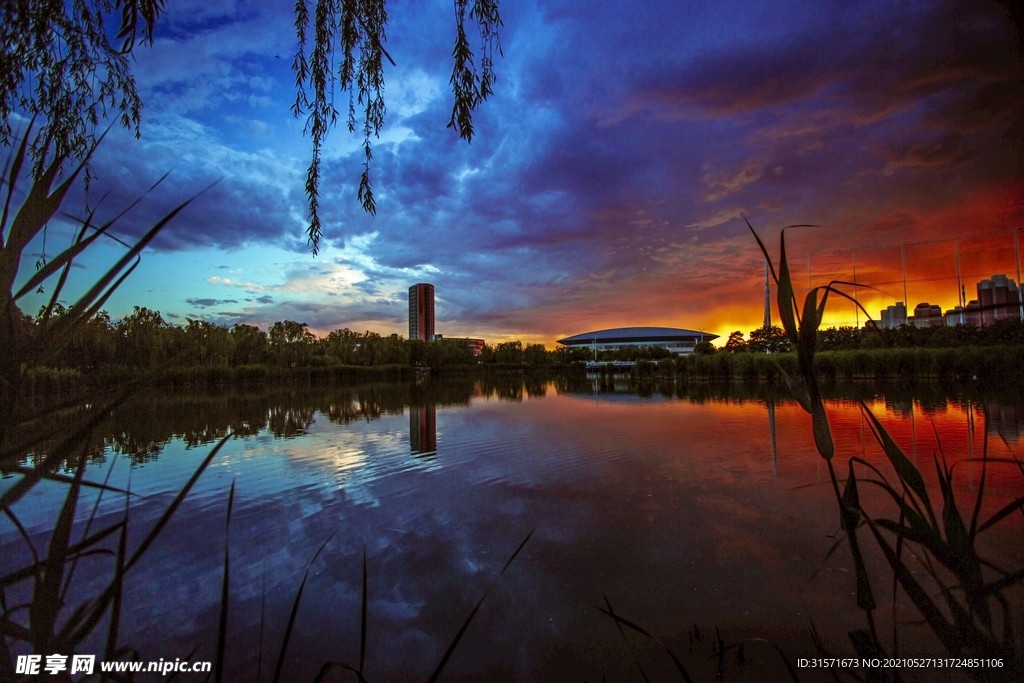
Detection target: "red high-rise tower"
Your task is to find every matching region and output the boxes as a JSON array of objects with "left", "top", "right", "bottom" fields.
[{"left": 408, "top": 283, "right": 435, "bottom": 341}]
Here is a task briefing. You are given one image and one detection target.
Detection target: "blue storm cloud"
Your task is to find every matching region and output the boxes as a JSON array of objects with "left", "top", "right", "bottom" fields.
[{"left": 24, "top": 0, "right": 1021, "bottom": 340}]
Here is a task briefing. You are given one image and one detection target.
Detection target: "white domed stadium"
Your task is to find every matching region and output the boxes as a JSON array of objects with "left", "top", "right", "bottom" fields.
[{"left": 556, "top": 327, "right": 718, "bottom": 355}]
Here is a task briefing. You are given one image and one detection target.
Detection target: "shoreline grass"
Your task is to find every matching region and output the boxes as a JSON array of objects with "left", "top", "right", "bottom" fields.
[{"left": 18, "top": 344, "right": 1023, "bottom": 399}]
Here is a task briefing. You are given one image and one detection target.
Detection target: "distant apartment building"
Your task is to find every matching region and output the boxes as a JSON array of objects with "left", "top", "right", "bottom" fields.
[
  {"left": 875, "top": 274, "right": 1022, "bottom": 330},
  {"left": 448, "top": 338, "right": 487, "bottom": 355},
  {"left": 878, "top": 302, "right": 908, "bottom": 328},
  {"left": 408, "top": 283, "right": 435, "bottom": 341},
  {"left": 910, "top": 303, "right": 944, "bottom": 328},
  {"left": 432, "top": 335, "right": 487, "bottom": 355},
  {"left": 977, "top": 274, "right": 1021, "bottom": 325}
]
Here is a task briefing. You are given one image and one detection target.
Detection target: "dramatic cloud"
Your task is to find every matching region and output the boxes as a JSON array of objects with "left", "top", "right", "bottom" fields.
[
  {"left": 186, "top": 298, "right": 238, "bottom": 307},
  {"left": 14, "top": 0, "right": 1023, "bottom": 343}
]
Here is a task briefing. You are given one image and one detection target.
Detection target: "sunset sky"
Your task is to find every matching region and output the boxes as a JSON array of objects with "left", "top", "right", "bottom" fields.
[{"left": 11, "top": 0, "right": 1024, "bottom": 346}]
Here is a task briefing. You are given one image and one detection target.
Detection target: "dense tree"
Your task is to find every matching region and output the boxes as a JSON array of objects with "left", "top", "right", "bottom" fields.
[
  {"left": 724, "top": 331, "right": 747, "bottom": 352},
  {"left": 230, "top": 324, "right": 270, "bottom": 365},
  {"left": 268, "top": 320, "right": 316, "bottom": 367},
  {"left": 117, "top": 306, "right": 170, "bottom": 368},
  {"left": 524, "top": 343, "right": 549, "bottom": 367},
  {"left": 421, "top": 338, "right": 474, "bottom": 367},
  {"left": 62, "top": 310, "right": 116, "bottom": 371},
  {"left": 494, "top": 340, "right": 523, "bottom": 364},
  {"left": 693, "top": 340, "right": 716, "bottom": 355},
  {"left": 817, "top": 326, "right": 862, "bottom": 351},
  {"left": 747, "top": 325, "right": 790, "bottom": 353},
  {"left": 324, "top": 327, "right": 363, "bottom": 364},
  {"left": 182, "top": 318, "right": 234, "bottom": 367}
]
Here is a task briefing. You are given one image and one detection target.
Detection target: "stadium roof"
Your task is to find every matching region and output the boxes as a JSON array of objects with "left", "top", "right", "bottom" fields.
[{"left": 557, "top": 327, "right": 718, "bottom": 345}]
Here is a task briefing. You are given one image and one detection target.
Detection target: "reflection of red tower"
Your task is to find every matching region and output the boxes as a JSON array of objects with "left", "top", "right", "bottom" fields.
[
  {"left": 409, "top": 283, "right": 435, "bottom": 341},
  {"left": 410, "top": 405, "right": 436, "bottom": 456}
]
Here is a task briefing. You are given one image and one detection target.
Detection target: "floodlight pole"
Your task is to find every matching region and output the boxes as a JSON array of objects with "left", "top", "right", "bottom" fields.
[
  {"left": 901, "top": 243, "right": 908, "bottom": 309},
  {"left": 950, "top": 237, "right": 958, "bottom": 317},
  {"left": 1016, "top": 229, "right": 1022, "bottom": 321},
  {"left": 763, "top": 260, "right": 771, "bottom": 330},
  {"left": 852, "top": 252, "right": 859, "bottom": 327}
]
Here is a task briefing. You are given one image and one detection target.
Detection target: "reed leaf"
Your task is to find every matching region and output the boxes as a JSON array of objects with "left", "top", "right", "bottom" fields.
[
  {"left": 0, "top": 522, "right": 124, "bottom": 590},
  {"left": 16, "top": 168, "right": 174, "bottom": 300},
  {"left": 426, "top": 528, "right": 535, "bottom": 683},
  {"left": 359, "top": 546, "right": 367, "bottom": 677},
  {"left": 859, "top": 404, "right": 934, "bottom": 525},
  {"left": 769, "top": 643, "right": 803, "bottom": 683},
  {"left": 104, "top": 488, "right": 130, "bottom": 663},
  {"left": 125, "top": 433, "right": 230, "bottom": 571},
  {"left": 215, "top": 481, "right": 235, "bottom": 683},
  {"left": 5, "top": 467, "right": 137, "bottom": 499},
  {"left": 271, "top": 526, "right": 341, "bottom": 683},
  {"left": 976, "top": 494, "right": 1024, "bottom": 534},
  {"left": 0, "top": 117, "right": 33, "bottom": 245},
  {"left": 67, "top": 436, "right": 227, "bottom": 644},
  {"left": 61, "top": 452, "right": 120, "bottom": 602},
  {"left": 840, "top": 466, "right": 875, "bottom": 611},
  {"left": 969, "top": 428, "right": 989, "bottom": 541},
  {"left": 2, "top": 147, "right": 82, "bottom": 272},
  {"left": 29, "top": 448, "right": 86, "bottom": 651},
  {"left": 810, "top": 395, "right": 834, "bottom": 461},
  {"left": 861, "top": 517, "right": 960, "bottom": 653},
  {"left": 41, "top": 219, "right": 88, "bottom": 317},
  {"left": 0, "top": 382, "right": 138, "bottom": 499},
  {"left": 592, "top": 597, "right": 694, "bottom": 683},
  {"left": 932, "top": 454, "right": 989, "bottom": 628},
  {"left": 982, "top": 568, "right": 1024, "bottom": 595},
  {"left": 15, "top": 216, "right": 97, "bottom": 302},
  {"left": 776, "top": 231, "right": 800, "bottom": 344},
  {"left": 1, "top": 502, "right": 40, "bottom": 570}
]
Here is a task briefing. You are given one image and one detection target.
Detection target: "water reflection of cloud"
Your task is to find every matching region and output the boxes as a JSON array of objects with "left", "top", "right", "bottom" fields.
[{"left": 6, "top": 382, "right": 1022, "bottom": 681}]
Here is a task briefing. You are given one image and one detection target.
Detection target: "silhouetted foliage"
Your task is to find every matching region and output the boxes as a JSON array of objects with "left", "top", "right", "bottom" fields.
[
  {"left": 3, "top": 0, "right": 504, "bottom": 254},
  {"left": 747, "top": 325, "right": 790, "bottom": 353},
  {"left": 723, "top": 330, "right": 747, "bottom": 352},
  {"left": 693, "top": 340, "right": 716, "bottom": 355}
]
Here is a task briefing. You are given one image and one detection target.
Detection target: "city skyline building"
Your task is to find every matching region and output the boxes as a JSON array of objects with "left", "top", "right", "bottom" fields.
[
  {"left": 873, "top": 273, "right": 1022, "bottom": 330},
  {"left": 408, "top": 283, "right": 435, "bottom": 341},
  {"left": 435, "top": 336, "right": 487, "bottom": 355},
  {"left": 879, "top": 302, "right": 908, "bottom": 328},
  {"left": 977, "top": 274, "right": 1021, "bottom": 325},
  {"left": 911, "top": 302, "right": 944, "bottom": 328}
]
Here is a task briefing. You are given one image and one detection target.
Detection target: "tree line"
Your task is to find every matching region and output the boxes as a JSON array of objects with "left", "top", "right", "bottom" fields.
[
  {"left": 716, "top": 320, "right": 1024, "bottom": 354},
  {"left": 21, "top": 304, "right": 1023, "bottom": 376},
  {"left": 14, "top": 305, "right": 579, "bottom": 373}
]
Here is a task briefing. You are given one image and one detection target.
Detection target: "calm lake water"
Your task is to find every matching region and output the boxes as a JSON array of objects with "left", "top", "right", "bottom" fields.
[{"left": 4, "top": 377, "right": 1023, "bottom": 681}]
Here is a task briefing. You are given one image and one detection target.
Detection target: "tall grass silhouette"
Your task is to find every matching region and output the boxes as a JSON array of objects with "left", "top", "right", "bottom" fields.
[{"left": 748, "top": 219, "right": 1023, "bottom": 681}]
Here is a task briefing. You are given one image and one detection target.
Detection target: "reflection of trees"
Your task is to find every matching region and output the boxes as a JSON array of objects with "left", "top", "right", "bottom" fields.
[
  {"left": 321, "top": 385, "right": 410, "bottom": 426},
  {"left": 267, "top": 405, "right": 317, "bottom": 438},
  {"left": 523, "top": 377, "right": 547, "bottom": 398},
  {"left": 477, "top": 376, "right": 525, "bottom": 401},
  {"left": 10, "top": 381, "right": 480, "bottom": 467},
  {"left": 15, "top": 377, "right": 1015, "bottom": 470}
]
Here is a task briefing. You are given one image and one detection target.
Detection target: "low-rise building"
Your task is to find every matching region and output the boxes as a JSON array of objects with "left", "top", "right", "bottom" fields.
[{"left": 910, "top": 303, "right": 944, "bottom": 328}]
